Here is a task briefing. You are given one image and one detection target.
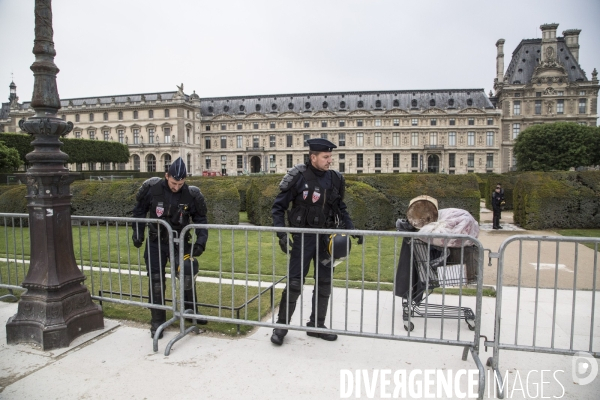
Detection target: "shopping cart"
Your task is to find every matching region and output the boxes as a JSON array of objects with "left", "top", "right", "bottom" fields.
[{"left": 400, "top": 237, "right": 477, "bottom": 332}]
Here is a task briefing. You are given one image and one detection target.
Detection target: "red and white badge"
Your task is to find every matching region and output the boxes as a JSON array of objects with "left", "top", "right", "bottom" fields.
[
  {"left": 156, "top": 206, "right": 164, "bottom": 217},
  {"left": 303, "top": 190, "right": 308, "bottom": 200},
  {"left": 312, "top": 191, "right": 321, "bottom": 203}
]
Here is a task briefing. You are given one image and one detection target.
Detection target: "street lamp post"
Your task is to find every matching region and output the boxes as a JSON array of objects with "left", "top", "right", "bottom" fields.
[{"left": 6, "top": 0, "right": 104, "bottom": 350}]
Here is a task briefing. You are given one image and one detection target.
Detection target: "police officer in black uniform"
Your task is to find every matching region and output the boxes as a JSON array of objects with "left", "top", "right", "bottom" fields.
[
  {"left": 270, "top": 138, "right": 362, "bottom": 346},
  {"left": 132, "top": 157, "right": 209, "bottom": 339},
  {"left": 491, "top": 184, "right": 504, "bottom": 229}
]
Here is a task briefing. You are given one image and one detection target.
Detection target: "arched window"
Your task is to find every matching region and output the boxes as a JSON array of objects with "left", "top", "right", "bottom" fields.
[
  {"left": 133, "top": 154, "right": 140, "bottom": 171},
  {"left": 255, "top": 104, "right": 261, "bottom": 112},
  {"left": 288, "top": 103, "right": 294, "bottom": 110},
  {"left": 411, "top": 99, "right": 417, "bottom": 108},
  {"left": 305, "top": 102, "right": 311, "bottom": 109},
  {"left": 271, "top": 103, "right": 277, "bottom": 111},
  {"left": 357, "top": 101, "right": 364, "bottom": 108},
  {"left": 467, "top": 98, "right": 473, "bottom": 106},
  {"left": 322, "top": 101, "right": 328, "bottom": 109},
  {"left": 393, "top": 99, "right": 399, "bottom": 107},
  {"left": 448, "top": 99, "right": 455, "bottom": 106},
  {"left": 239, "top": 105, "right": 245, "bottom": 112},
  {"left": 146, "top": 154, "right": 156, "bottom": 172},
  {"left": 339, "top": 101, "right": 346, "bottom": 109},
  {"left": 430, "top": 99, "right": 436, "bottom": 107},
  {"left": 375, "top": 100, "right": 381, "bottom": 108},
  {"left": 163, "top": 154, "right": 172, "bottom": 172}
]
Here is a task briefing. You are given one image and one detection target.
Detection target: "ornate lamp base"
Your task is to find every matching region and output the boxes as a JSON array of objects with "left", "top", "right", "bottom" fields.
[{"left": 6, "top": 282, "right": 104, "bottom": 350}]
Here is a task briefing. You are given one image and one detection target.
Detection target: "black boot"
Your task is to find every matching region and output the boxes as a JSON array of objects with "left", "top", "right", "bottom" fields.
[
  {"left": 183, "top": 277, "right": 207, "bottom": 325},
  {"left": 149, "top": 280, "right": 166, "bottom": 339},
  {"left": 307, "top": 281, "right": 337, "bottom": 341},
  {"left": 271, "top": 279, "right": 301, "bottom": 346}
]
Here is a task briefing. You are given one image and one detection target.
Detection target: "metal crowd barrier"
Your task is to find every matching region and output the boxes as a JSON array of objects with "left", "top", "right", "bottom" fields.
[
  {"left": 0, "top": 213, "right": 180, "bottom": 352},
  {"left": 166, "top": 223, "right": 487, "bottom": 398},
  {"left": 485, "top": 235, "right": 600, "bottom": 399},
  {"left": 0, "top": 213, "right": 29, "bottom": 302}
]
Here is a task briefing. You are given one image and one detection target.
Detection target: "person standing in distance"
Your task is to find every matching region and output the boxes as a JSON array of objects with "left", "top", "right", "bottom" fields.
[
  {"left": 132, "top": 157, "right": 209, "bottom": 339},
  {"left": 271, "top": 138, "right": 362, "bottom": 346},
  {"left": 491, "top": 184, "right": 505, "bottom": 229}
]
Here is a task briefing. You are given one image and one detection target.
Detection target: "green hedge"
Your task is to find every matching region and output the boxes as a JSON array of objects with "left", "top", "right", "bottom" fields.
[
  {"left": 355, "top": 173, "right": 481, "bottom": 222},
  {"left": 246, "top": 175, "right": 282, "bottom": 226},
  {"left": 344, "top": 181, "right": 393, "bottom": 230},
  {"left": 245, "top": 175, "right": 394, "bottom": 230},
  {"left": 228, "top": 176, "right": 254, "bottom": 212},
  {"left": 513, "top": 171, "right": 600, "bottom": 229},
  {"left": 0, "top": 186, "right": 27, "bottom": 214},
  {"left": 0, "top": 178, "right": 240, "bottom": 225},
  {"left": 186, "top": 177, "right": 240, "bottom": 225},
  {"left": 0, "top": 132, "right": 129, "bottom": 166}
]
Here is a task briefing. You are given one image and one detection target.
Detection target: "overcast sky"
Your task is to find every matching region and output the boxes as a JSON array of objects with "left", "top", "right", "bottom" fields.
[{"left": 1, "top": 0, "right": 599, "bottom": 102}]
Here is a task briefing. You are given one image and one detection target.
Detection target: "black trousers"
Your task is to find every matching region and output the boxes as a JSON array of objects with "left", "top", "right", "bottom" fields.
[
  {"left": 288, "top": 232, "right": 332, "bottom": 282},
  {"left": 144, "top": 238, "right": 191, "bottom": 280},
  {"left": 492, "top": 208, "right": 502, "bottom": 228}
]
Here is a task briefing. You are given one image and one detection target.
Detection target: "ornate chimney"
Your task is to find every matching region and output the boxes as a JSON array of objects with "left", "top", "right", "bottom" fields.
[{"left": 562, "top": 29, "right": 581, "bottom": 62}]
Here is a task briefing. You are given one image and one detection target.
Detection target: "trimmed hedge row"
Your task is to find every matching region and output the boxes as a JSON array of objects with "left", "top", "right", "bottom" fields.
[
  {"left": 513, "top": 171, "right": 600, "bottom": 229},
  {"left": 0, "top": 178, "right": 239, "bottom": 225},
  {"left": 0, "top": 132, "right": 129, "bottom": 166},
  {"left": 355, "top": 173, "right": 481, "bottom": 224},
  {"left": 186, "top": 177, "right": 240, "bottom": 225},
  {"left": 246, "top": 175, "right": 282, "bottom": 227},
  {"left": 344, "top": 181, "right": 393, "bottom": 230}
]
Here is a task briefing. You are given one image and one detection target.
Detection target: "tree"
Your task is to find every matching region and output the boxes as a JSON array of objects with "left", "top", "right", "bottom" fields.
[
  {"left": 0, "top": 140, "right": 21, "bottom": 172},
  {"left": 0, "top": 133, "right": 130, "bottom": 167},
  {"left": 514, "top": 122, "right": 600, "bottom": 171}
]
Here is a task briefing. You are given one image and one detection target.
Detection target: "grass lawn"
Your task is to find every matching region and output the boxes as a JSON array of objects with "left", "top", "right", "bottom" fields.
[
  {"left": 0, "top": 261, "right": 281, "bottom": 336},
  {"left": 1, "top": 218, "right": 492, "bottom": 334},
  {"left": 555, "top": 229, "right": 600, "bottom": 251}
]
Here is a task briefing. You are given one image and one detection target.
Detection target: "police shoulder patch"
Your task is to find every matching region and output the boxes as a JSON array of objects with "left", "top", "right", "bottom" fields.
[
  {"left": 136, "top": 177, "right": 162, "bottom": 201},
  {"left": 279, "top": 164, "right": 307, "bottom": 191}
]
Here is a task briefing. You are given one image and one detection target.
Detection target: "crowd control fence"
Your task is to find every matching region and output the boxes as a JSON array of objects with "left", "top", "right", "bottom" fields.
[
  {"left": 485, "top": 235, "right": 600, "bottom": 399},
  {"left": 4, "top": 212, "right": 600, "bottom": 399}
]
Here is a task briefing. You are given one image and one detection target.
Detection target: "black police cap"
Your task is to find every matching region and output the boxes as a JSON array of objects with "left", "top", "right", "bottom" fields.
[
  {"left": 306, "top": 138, "right": 337, "bottom": 152},
  {"left": 168, "top": 157, "right": 187, "bottom": 181}
]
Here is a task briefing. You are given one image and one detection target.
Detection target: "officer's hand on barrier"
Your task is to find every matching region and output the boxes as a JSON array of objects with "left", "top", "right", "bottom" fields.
[
  {"left": 192, "top": 243, "right": 204, "bottom": 257},
  {"left": 278, "top": 234, "right": 292, "bottom": 254},
  {"left": 352, "top": 235, "right": 364, "bottom": 245},
  {"left": 132, "top": 234, "right": 144, "bottom": 248}
]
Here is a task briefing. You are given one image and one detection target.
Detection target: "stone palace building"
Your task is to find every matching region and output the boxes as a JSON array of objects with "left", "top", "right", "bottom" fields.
[{"left": 1, "top": 23, "right": 597, "bottom": 175}]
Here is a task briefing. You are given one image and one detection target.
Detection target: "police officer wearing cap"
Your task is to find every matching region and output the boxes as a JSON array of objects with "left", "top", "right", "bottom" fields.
[
  {"left": 132, "top": 157, "right": 209, "bottom": 339},
  {"left": 270, "top": 138, "right": 362, "bottom": 346}
]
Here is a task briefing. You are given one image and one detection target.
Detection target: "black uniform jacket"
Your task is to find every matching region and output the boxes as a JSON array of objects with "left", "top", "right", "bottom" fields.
[{"left": 132, "top": 178, "right": 208, "bottom": 251}]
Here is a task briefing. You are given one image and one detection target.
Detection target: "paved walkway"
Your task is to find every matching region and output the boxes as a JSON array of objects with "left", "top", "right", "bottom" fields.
[{"left": 0, "top": 206, "right": 598, "bottom": 399}]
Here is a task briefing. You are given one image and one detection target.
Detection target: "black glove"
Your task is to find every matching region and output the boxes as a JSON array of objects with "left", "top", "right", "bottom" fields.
[
  {"left": 278, "top": 234, "right": 293, "bottom": 254},
  {"left": 352, "top": 235, "right": 364, "bottom": 245},
  {"left": 132, "top": 234, "right": 144, "bottom": 248},
  {"left": 192, "top": 243, "right": 204, "bottom": 257}
]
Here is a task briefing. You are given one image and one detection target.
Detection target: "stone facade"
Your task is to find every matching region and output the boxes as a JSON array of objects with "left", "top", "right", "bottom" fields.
[
  {"left": 491, "top": 23, "right": 599, "bottom": 171},
  {"left": 1, "top": 23, "right": 597, "bottom": 175}
]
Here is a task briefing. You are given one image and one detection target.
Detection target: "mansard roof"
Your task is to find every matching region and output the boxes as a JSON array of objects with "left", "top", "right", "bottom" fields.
[
  {"left": 504, "top": 38, "right": 587, "bottom": 85},
  {"left": 199, "top": 89, "right": 493, "bottom": 117},
  {"left": 10, "top": 88, "right": 494, "bottom": 116},
  {"left": 17, "top": 91, "right": 184, "bottom": 111},
  {"left": 0, "top": 103, "right": 9, "bottom": 120}
]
